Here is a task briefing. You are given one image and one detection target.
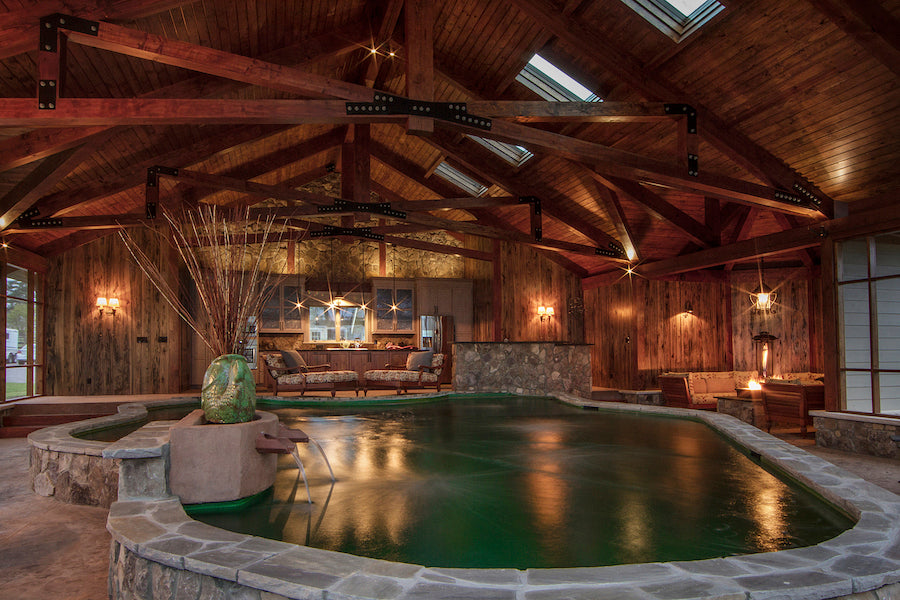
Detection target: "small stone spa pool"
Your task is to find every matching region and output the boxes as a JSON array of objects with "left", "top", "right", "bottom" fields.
[{"left": 194, "top": 396, "right": 853, "bottom": 569}]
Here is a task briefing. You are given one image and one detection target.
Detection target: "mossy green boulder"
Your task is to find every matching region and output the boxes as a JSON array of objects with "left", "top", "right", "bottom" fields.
[{"left": 201, "top": 354, "right": 256, "bottom": 423}]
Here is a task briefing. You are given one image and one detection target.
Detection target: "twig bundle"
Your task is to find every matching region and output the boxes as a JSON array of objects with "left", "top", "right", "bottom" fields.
[{"left": 120, "top": 205, "right": 287, "bottom": 357}]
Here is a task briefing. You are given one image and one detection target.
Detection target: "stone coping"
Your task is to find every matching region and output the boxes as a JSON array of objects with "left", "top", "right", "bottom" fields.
[
  {"left": 811, "top": 410, "right": 900, "bottom": 427},
  {"left": 105, "top": 395, "right": 900, "bottom": 600},
  {"left": 27, "top": 397, "right": 199, "bottom": 457}
]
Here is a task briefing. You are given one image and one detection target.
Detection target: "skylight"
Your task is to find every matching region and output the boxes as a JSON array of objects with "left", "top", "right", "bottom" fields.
[
  {"left": 620, "top": 0, "right": 724, "bottom": 42},
  {"left": 433, "top": 162, "right": 488, "bottom": 197},
  {"left": 467, "top": 136, "right": 534, "bottom": 167},
  {"left": 516, "top": 53, "right": 601, "bottom": 103}
]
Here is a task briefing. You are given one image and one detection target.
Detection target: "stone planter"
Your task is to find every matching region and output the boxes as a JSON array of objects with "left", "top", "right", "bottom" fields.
[{"left": 168, "top": 409, "right": 279, "bottom": 504}]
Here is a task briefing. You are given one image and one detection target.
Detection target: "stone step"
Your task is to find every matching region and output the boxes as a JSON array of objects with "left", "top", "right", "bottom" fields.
[{"left": 591, "top": 388, "right": 623, "bottom": 402}]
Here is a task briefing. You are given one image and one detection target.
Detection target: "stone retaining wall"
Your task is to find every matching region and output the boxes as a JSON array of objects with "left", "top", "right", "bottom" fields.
[
  {"left": 814, "top": 411, "right": 900, "bottom": 459},
  {"left": 26, "top": 398, "right": 198, "bottom": 507},
  {"left": 453, "top": 342, "right": 592, "bottom": 399}
]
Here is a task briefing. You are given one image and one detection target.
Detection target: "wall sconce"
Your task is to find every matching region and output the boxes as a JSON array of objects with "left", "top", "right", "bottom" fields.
[
  {"left": 683, "top": 301, "right": 693, "bottom": 315},
  {"left": 96, "top": 297, "right": 120, "bottom": 316},
  {"left": 538, "top": 306, "right": 554, "bottom": 322},
  {"left": 750, "top": 286, "right": 777, "bottom": 313}
]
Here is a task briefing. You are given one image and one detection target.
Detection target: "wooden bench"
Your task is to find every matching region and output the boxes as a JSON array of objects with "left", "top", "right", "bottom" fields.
[{"left": 761, "top": 382, "right": 825, "bottom": 433}]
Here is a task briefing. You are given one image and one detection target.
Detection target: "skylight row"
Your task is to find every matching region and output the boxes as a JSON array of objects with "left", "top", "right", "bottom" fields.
[
  {"left": 620, "top": 0, "right": 725, "bottom": 42},
  {"left": 433, "top": 162, "right": 488, "bottom": 197},
  {"left": 467, "top": 136, "right": 534, "bottom": 168},
  {"left": 515, "top": 54, "right": 601, "bottom": 103}
]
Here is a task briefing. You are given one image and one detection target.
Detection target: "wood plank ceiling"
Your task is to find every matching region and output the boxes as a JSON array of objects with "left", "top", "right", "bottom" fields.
[{"left": 0, "top": 0, "right": 897, "bottom": 278}]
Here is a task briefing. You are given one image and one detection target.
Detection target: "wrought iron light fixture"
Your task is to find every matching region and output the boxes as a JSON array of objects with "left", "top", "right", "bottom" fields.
[
  {"left": 750, "top": 286, "right": 777, "bottom": 313},
  {"left": 538, "top": 306, "right": 555, "bottom": 322}
]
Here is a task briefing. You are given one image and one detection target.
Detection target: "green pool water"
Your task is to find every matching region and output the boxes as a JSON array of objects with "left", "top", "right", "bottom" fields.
[{"left": 194, "top": 396, "right": 853, "bottom": 569}]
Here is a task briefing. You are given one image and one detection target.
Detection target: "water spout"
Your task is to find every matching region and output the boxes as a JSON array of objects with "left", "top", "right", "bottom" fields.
[
  {"left": 308, "top": 437, "right": 336, "bottom": 482},
  {"left": 290, "top": 446, "right": 313, "bottom": 503}
]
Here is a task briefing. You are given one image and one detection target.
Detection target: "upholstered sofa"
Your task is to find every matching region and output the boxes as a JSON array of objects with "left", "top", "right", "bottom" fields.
[
  {"left": 364, "top": 351, "right": 444, "bottom": 394},
  {"left": 659, "top": 371, "right": 757, "bottom": 410},
  {"left": 261, "top": 351, "right": 359, "bottom": 397}
]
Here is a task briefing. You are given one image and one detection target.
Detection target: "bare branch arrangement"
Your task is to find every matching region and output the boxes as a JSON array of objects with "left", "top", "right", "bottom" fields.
[{"left": 120, "top": 205, "right": 291, "bottom": 357}]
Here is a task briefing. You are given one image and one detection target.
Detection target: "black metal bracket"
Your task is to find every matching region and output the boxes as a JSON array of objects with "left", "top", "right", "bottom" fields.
[
  {"left": 519, "top": 195, "right": 542, "bottom": 241},
  {"left": 39, "top": 14, "right": 99, "bottom": 53},
  {"left": 595, "top": 242, "right": 626, "bottom": 258},
  {"left": 19, "top": 218, "right": 64, "bottom": 228},
  {"left": 310, "top": 225, "right": 384, "bottom": 241},
  {"left": 346, "top": 93, "right": 492, "bottom": 131},
  {"left": 145, "top": 166, "right": 179, "bottom": 219},
  {"left": 19, "top": 207, "right": 40, "bottom": 221},
  {"left": 687, "top": 153, "right": 699, "bottom": 177},
  {"left": 317, "top": 199, "right": 406, "bottom": 219},
  {"left": 792, "top": 183, "right": 822, "bottom": 207},
  {"left": 664, "top": 103, "right": 697, "bottom": 134},
  {"left": 37, "top": 80, "right": 57, "bottom": 110},
  {"left": 773, "top": 189, "right": 807, "bottom": 207}
]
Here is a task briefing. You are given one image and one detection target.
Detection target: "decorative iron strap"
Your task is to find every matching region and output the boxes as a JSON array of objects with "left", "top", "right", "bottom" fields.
[
  {"left": 346, "top": 93, "right": 492, "bottom": 131},
  {"left": 40, "top": 13, "right": 99, "bottom": 52},
  {"left": 663, "top": 103, "right": 697, "bottom": 134},
  {"left": 310, "top": 225, "right": 384, "bottom": 241},
  {"left": 595, "top": 243, "right": 626, "bottom": 258},
  {"left": 317, "top": 199, "right": 406, "bottom": 219}
]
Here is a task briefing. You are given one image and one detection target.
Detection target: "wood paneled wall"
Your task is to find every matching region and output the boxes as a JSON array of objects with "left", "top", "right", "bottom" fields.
[
  {"left": 730, "top": 268, "right": 823, "bottom": 376},
  {"left": 464, "top": 239, "right": 584, "bottom": 343},
  {"left": 585, "top": 269, "right": 823, "bottom": 390},
  {"left": 585, "top": 277, "right": 732, "bottom": 389},
  {"left": 45, "top": 230, "right": 186, "bottom": 395}
]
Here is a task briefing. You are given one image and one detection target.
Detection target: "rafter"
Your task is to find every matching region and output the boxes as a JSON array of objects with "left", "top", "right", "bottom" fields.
[
  {"left": 0, "top": 0, "right": 193, "bottom": 61},
  {"left": 0, "top": 129, "right": 114, "bottom": 229},
  {"left": 502, "top": 0, "right": 835, "bottom": 217},
  {"left": 592, "top": 174, "right": 719, "bottom": 248}
]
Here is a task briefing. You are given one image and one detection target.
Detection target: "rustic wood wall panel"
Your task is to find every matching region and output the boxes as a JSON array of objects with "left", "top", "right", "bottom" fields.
[
  {"left": 584, "top": 280, "right": 637, "bottom": 389},
  {"left": 464, "top": 234, "right": 495, "bottom": 342},
  {"left": 585, "top": 277, "right": 732, "bottom": 389},
  {"left": 730, "top": 268, "right": 822, "bottom": 376},
  {"left": 45, "top": 229, "right": 184, "bottom": 395},
  {"left": 497, "top": 241, "right": 583, "bottom": 343}
]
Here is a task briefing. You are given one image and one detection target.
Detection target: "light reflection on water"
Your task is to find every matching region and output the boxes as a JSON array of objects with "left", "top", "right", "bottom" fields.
[{"left": 195, "top": 398, "right": 853, "bottom": 569}]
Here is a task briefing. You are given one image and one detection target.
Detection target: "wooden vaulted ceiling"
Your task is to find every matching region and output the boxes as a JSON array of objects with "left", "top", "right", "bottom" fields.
[{"left": 0, "top": 0, "right": 897, "bottom": 278}]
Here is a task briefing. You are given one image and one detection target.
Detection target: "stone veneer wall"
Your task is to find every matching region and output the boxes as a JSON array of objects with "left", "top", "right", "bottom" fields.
[
  {"left": 453, "top": 342, "right": 591, "bottom": 399},
  {"left": 30, "top": 444, "right": 119, "bottom": 507},
  {"left": 27, "top": 398, "right": 198, "bottom": 508},
  {"left": 814, "top": 411, "right": 900, "bottom": 459}
]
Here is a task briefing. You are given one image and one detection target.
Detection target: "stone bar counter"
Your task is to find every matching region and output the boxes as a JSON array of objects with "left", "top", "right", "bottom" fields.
[{"left": 453, "top": 342, "right": 592, "bottom": 399}]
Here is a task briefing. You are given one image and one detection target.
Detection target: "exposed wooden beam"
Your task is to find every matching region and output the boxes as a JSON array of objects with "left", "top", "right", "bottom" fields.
[
  {"left": 424, "top": 131, "right": 626, "bottom": 253},
  {"left": 37, "top": 125, "right": 291, "bottom": 218},
  {"left": 596, "top": 175, "right": 719, "bottom": 248},
  {"left": 404, "top": 0, "right": 435, "bottom": 133},
  {"left": 0, "top": 24, "right": 368, "bottom": 172},
  {"left": 0, "top": 95, "right": 824, "bottom": 218},
  {"left": 502, "top": 0, "right": 835, "bottom": 217},
  {"left": 636, "top": 203, "right": 900, "bottom": 278},
  {"left": 466, "top": 101, "right": 680, "bottom": 122},
  {"left": 584, "top": 179, "right": 639, "bottom": 262},
  {"left": 381, "top": 235, "right": 492, "bottom": 261},
  {"left": 64, "top": 19, "right": 374, "bottom": 101},
  {"left": 362, "top": 0, "right": 405, "bottom": 87},
  {"left": 0, "top": 0, "right": 194, "bottom": 61},
  {"left": 0, "top": 130, "right": 114, "bottom": 229}
]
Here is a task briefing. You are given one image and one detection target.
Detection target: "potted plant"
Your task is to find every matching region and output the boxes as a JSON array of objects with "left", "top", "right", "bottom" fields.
[{"left": 121, "top": 205, "right": 290, "bottom": 423}]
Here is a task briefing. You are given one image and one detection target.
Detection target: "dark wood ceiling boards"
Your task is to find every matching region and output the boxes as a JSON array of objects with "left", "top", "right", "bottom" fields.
[{"left": 0, "top": 0, "right": 896, "bottom": 277}]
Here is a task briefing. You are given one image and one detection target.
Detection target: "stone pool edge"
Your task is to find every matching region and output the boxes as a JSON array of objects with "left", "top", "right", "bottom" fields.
[{"left": 33, "top": 393, "right": 900, "bottom": 600}]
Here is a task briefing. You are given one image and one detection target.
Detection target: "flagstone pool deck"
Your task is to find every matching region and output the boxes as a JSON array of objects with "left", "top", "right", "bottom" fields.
[{"left": 4, "top": 394, "right": 900, "bottom": 599}]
